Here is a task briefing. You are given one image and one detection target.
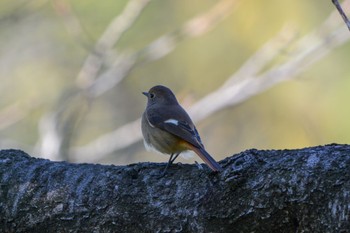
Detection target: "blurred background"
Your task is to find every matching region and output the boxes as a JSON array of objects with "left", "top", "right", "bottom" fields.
[{"left": 0, "top": 0, "right": 349, "bottom": 166}]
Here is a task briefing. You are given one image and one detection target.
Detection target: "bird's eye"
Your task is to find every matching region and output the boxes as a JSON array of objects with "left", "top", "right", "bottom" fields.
[{"left": 150, "top": 93, "right": 155, "bottom": 98}]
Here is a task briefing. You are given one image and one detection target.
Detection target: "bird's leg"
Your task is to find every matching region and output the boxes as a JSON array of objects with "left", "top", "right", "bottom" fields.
[
  {"left": 161, "top": 153, "right": 180, "bottom": 175},
  {"left": 170, "top": 152, "right": 180, "bottom": 164}
]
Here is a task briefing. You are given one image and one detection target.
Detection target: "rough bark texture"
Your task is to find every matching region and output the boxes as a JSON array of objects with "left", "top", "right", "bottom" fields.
[{"left": 0, "top": 144, "right": 349, "bottom": 232}]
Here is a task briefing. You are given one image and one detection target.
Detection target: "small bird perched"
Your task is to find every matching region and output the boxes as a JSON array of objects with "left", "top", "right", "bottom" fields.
[{"left": 141, "top": 85, "right": 223, "bottom": 173}]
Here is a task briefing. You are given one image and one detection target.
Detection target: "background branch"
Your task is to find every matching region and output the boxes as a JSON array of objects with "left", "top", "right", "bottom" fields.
[
  {"left": 35, "top": 0, "right": 151, "bottom": 160},
  {"left": 0, "top": 99, "right": 41, "bottom": 131},
  {"left": 76, "top": 0, "right": 151, "bottom": 88},
  {"left": 332, "top": 0, "right": 350, "bottom": 31}
]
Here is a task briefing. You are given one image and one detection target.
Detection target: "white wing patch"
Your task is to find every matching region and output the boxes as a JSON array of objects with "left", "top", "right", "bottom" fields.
[{"left": 164, "top": 119, "right": 179, "bottom": 126}]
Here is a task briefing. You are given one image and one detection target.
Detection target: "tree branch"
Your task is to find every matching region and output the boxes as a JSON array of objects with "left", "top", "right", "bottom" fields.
[
  {"left": 1, "top": 144, "right": 349, "bottom": 232},
  {"left": 332, "top": 0, "right": 350, "bottom": 31},
  {"left": 0, "top": 99, "right": 41, "bottom": 131},
  {"left": 76, "top": 0, "right": 151, "bottom": 88}
]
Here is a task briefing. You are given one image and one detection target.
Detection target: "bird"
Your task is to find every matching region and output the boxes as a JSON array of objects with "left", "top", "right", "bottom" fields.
[{"left": 141, "top": 85, "right": 223, "bottom": 173}]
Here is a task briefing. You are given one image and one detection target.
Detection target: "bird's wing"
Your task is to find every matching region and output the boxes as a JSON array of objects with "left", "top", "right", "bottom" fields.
[{"left": 146, "top": 107, "right": 204, "bottom": 149}]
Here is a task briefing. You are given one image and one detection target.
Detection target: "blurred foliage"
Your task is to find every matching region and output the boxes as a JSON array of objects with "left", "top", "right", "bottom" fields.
[{"left": 0, "top": 0, "right": 349, "bottom": 166}]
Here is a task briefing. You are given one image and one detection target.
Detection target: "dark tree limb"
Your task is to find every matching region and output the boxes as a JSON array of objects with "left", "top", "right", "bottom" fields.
[
  {"left": 0, "top": 144, "right": 349, "bottom": 232},
  {"left": 332, "top": 0, "right": 350, "bottom": 31}
]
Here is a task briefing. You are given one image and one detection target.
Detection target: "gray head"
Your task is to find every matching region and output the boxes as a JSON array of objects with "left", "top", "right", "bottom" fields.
[{"left": 142, "top": 85, "right": 179, "bottom": 106}]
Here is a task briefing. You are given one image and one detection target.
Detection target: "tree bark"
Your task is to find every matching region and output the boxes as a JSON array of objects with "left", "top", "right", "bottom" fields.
[{"left": 0, "top": 144, "right": 349, "bottom": 232}]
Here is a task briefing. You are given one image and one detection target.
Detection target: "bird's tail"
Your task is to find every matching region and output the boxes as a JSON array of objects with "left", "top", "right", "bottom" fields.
[{"left": 192, "top": 147, "right": 223, "bottom": 172}]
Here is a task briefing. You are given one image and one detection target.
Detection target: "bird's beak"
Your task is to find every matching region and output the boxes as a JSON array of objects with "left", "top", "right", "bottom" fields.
[{"left": 142, "top": 92, "right": 149, "bottom": 97}]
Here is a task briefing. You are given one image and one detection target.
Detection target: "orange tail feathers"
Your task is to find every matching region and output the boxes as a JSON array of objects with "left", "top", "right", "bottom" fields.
[{"left": 192, "top": 147, "right": 223, "bottom": 172}]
